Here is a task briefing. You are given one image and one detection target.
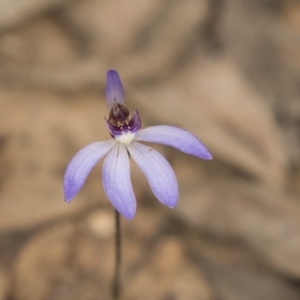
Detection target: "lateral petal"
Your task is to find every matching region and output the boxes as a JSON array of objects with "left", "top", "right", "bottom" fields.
[
  {"left": 135, "top": 125, "right": 212, "bottom": 160},
  {"left": 127, "top": 141, "right": 178, "bottom": 209},
  {"left": 64, "top": 140, "right": 116, "bottom": 202},
  {"left": 102, "top": 143, "right": 136, "bottom": 220}
]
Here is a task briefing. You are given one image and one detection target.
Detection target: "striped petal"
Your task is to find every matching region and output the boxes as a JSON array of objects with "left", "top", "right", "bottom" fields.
[
  {"left": 135, "top": 125, "right": 212, "bottom": 159},
  {"left": 102, "top": 143, "right": 136, "bottom": 220},
  {"left": 127, "top": 141, "right": 178, "bottom": 208}
]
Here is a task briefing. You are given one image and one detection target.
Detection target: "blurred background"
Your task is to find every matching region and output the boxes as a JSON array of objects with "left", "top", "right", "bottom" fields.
[{"left": 1, "top": 0, "right": 300, "bottom": 299}]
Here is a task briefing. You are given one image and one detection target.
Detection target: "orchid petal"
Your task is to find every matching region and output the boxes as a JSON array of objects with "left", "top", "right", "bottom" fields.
[
  {"left": 102, "top": 143, "right": 136, "bottom": 220},
  {"left": 127, "top": 141, "right": 178, "bottom": 208},
  {"left": 64, "top": 140, "right": 116, "bottom": 202},
  {"left": 106, "top": 70, "right": 125, "bottom": 110},
  {"left": 135, "top": 125, "right": 212, "bottom": 159}
]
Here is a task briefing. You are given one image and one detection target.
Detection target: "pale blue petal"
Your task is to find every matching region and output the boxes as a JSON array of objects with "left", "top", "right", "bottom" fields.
[
  {"left": 106, "top": 70, "right": 125, "bottom": 110},
  {"left": 135, "top": 125, "right": 212, "bottom": 159},
  {"left": 127, "top": 141, "right": 178, "bottom": 208},
  {"left": 64, "top": 140, "right": 116, "bottom": 202},
  {"left": 102, "top": 143, "right": 136, "bottom": 220}
]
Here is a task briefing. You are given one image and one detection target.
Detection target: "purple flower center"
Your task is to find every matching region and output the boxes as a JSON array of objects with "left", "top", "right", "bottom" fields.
[
  {"left": 108, "top": 103, "right": 130, "bottom": 127},
  {"left": 106, "top": 104, "right": 142, "bottom": 143}
]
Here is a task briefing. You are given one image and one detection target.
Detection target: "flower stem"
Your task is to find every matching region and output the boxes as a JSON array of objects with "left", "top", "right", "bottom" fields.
[{"left": 112, "top": 209, "right": 122, "bottom": 300}]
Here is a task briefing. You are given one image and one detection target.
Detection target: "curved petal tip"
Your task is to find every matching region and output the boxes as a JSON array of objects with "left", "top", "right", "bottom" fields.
[{"left": 202, "top": 150, "right": 213, "bottom": 160}]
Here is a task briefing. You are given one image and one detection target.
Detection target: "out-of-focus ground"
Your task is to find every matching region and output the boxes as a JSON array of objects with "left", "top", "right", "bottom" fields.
[{"left": 1, "top": 0, "right": 300, "bottom": 299}]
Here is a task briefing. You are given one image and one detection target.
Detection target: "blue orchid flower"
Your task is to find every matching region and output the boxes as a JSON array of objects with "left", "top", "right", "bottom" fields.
[{"left": 64, "top": 70, "right": 212, "bottom": 220}]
